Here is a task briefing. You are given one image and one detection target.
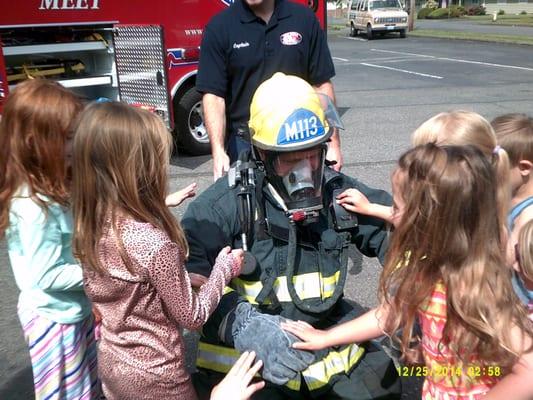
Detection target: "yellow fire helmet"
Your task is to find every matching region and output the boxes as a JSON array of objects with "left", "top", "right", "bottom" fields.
[{"left": 249, "top": 72, "right": 343, "bottom": 152}]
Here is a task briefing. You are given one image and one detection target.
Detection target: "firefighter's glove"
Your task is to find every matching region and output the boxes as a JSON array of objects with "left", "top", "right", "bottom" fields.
[{"left": 231, "top": 302, "right": 315, "bottom": 385}]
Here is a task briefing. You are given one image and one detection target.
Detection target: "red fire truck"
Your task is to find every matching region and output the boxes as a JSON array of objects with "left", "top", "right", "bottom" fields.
[{"left": 0, "top": 0, "right": 326, "bottom": 155}]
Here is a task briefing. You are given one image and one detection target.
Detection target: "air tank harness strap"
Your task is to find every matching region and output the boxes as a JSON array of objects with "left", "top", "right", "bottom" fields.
[{"left": 286, "top": 222, "right": 350, "bottom": 313}]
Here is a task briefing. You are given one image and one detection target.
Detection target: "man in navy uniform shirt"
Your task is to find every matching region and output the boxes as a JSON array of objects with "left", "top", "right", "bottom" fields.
[{"left": 197, "top": 0, "right": 343, "bottom": 179}]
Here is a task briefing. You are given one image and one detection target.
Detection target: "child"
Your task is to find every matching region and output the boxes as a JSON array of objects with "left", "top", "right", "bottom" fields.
[
  {"left": 515, "top": 219, "right": 533, "bottom": 319},
  {"left": 0, "top": 80, "right": 99, "bottom": 399},
  {"left": 283, "top": 144, "right": 533, "bottom": 399},
  {"left": 71, "top": 102, "right": 244, "bottom": 400},
  {"left": 492, "top": 114, "right": 533, "bottom": 244},
  {"left": 492, "top": 114, "right": 533, "bottom": 313},
  {"left": 337, "top": 110, "right": 509, "bottom": 226}
]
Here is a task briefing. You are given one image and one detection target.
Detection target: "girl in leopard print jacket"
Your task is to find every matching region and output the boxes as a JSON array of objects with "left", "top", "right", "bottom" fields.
[{"left": 71, "top": 101, "right": 244, "bottom": 400}]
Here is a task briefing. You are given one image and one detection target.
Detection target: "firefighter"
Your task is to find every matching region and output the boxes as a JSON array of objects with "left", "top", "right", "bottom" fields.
[{"left": 183, "top": 73, "right": 401, "bottom": 399}]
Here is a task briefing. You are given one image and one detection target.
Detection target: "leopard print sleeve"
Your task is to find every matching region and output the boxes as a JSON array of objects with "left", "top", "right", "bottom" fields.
[{"left": 148, "top": 240, "right": 235, "bottom": 330}]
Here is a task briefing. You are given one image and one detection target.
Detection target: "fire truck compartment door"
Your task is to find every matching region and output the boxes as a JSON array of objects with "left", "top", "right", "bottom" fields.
[{"left": 113, "top": 25, "right": 171, "bottom": 128}]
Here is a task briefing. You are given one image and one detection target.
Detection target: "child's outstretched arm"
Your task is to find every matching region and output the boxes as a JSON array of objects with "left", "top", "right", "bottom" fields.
[
  {"left": 281, "top": 305, "right": 389, "bottom": 350},
  {"left": 336, "top": 189, "right": 393, "bottom": 225},
  {"left": 165, "top": 182, "right": 197, "bottom": 207},
  {"left": 149, "top": 243, "right": 243, "bottom": 331},
  {"left": 483, "top": 328, "right": 533, "bottom": 400},
  {"left": 210, "top": 351, "right": 265, "bottom": 400}
]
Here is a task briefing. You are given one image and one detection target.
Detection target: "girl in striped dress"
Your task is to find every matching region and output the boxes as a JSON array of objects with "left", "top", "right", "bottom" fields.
[
  {"left": 0, "top": 80, "right": 99, "bottom": 399},
  {"left": 283, "top": 144, "right": 533, "bottom": 399}
]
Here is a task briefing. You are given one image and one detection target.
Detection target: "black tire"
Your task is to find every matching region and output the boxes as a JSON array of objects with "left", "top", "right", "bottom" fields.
[
  {"left": 174, "top": 85, "right": 210, "bottom": 155},
  {"left": 350, "top": 23, "right": 358, "bottom": 37},
  {"left": 400, "top": 29, "right": 407, "bottom": 38},
  {"left": 366, "top": 24, "right": 373, "bottom": 40}
]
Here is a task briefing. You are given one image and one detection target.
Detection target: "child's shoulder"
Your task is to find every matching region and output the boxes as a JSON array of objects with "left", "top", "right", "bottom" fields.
[
  {"left": 10, "top": 186, "right": 65, "bottom": 224},
  {"left": 119, "top": 219, "right": 171, "bottom": 248},
  {"left": 512, "top": 199, "right": 533, "bottom": 232}
]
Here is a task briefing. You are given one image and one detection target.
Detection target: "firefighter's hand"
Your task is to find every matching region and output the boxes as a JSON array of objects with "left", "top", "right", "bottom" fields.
[
  {"left": 165, "top": 183, "right": 197, "bottom": 207},
  {"left": 213, "top": 150, "right": 230, "bottom": 181},
  {"left": 210, "top": 351, "right": 265, "bottom": 400},
  {"left": 281, "top": 320, "right": 330, "bottom": 351}
]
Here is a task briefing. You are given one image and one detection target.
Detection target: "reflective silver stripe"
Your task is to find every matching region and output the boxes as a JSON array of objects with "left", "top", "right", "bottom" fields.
[
  {"left": 196, "top": 341, "right": 301, "bottom": 391},
  {"left": 303, "top": 343, "right": 365, "bottom": 391},
  {"left": 196, "top": 340, "right": 364, "bottom": 392},
  {"left": 196, "top": 342, "right": 240, "bottom": 374},
  {"left": 231, "top": 271, "right": 340, "bottom": 304}
]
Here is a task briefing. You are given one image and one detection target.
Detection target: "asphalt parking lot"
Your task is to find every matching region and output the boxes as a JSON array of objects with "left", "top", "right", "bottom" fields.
[{"left": 2, "top": 32, "right": 533, "bottom": 399}]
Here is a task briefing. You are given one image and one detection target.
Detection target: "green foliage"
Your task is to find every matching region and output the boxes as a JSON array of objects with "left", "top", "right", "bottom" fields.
[
  {"left": 418, "top": 7, "right": 433, "bottom": 18},
  {"left": 466, "top": 5, "right": 486, "bottom": 15},
  {"left": 427, "top": 7, "right": 453, "bottom": 18},
  {"left": 497, "top": 9, "right": 505, "bottom": 15},
  {"left": 449, "top": 5, "right": 466, "bottom": 17},
  {"left": 520, "top": 10, "right": 527, "bottom": 15}
]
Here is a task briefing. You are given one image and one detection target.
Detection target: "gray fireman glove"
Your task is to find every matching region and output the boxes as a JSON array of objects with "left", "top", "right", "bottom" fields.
[{"left": 231, "top": 302, "right": 316, "bottom": 385}]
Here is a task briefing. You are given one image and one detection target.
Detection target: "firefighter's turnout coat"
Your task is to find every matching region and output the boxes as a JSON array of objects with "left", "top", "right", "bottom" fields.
[{"left": 181, "top": 167, "right": 392, "bottom": 394}]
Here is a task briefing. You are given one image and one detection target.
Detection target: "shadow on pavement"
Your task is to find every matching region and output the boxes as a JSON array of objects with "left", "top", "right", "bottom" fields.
[{"left": 0, "top": 366, "right": 34, "bottom": 400}]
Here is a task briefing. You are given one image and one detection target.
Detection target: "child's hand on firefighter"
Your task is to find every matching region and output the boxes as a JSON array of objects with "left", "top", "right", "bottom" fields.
[
  {"left": 281, "top": 320, "right": 329, "bottom": 351},
  {"left": 230, "top": 248, "right": 245, "bottom": 276},
  {"left": 210, "top": 351, "right": 265, "bottom": 400},
  {"left": 336, "top": 188, "right": 371, "bottom": 215},
  {"left": 189, "top": 273, "right": 208, "bottom": 289},
  {"left": 216, "top": 246, "right": 244, "bottom": 277},
  {"left": 165, "top": 182, "right": 197, "bottom": 207}
]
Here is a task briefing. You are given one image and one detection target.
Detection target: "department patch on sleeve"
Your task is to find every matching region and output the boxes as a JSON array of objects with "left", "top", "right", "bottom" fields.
[
  {"left": 277, "top": 108, "right": 325, "bottom": 146},
  {"left": 280, "top": 32, "right": 302, "bottom": 46}
]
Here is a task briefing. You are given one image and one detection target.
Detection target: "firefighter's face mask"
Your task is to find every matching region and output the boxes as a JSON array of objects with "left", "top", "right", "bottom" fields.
[{"left": 263, "top": 145, "right": 326, "bottom": 213}]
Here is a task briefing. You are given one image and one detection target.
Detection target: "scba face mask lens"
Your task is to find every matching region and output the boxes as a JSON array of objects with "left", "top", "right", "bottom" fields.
[
  {"left": 282, "top": 158, "right": 315, "bottom": 200},
  {"left": 267, "top": 146, "right": 326, "bottom": 213}
]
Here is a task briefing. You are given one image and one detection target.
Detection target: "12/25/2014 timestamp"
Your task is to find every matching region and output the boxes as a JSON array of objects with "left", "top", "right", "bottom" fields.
[{"left": 396, "top": 365, "right": 502, "bottom": 378}]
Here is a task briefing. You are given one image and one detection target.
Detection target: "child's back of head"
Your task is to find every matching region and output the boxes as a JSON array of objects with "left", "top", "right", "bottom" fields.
[
  {"left": 71, "top": 102, "right": 188, "bottom": 274},
  {"left": 412, "top": 110, "right": 497, "bottom": 157},
  {"left": 412, "top": 110, "right": 510, "bottom": 229},
  {"left": 0, "top": 79, "right": 82, "bottom": 237},
  {"left": 492, "top": 113, "right": 533, "bottom": 166}
]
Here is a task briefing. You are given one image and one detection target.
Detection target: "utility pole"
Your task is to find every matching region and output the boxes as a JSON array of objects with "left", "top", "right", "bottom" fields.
[{"left": 408, "top": 0, "right": 415, "bottom": 31}]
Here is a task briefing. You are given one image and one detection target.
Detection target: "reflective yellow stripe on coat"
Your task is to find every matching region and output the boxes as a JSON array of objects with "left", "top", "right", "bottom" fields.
[
  {"left": 230, "top": 271, "right": 341, "bottom": 304},
  {"left": 196, "top": 340, "right": 365, "bottom": 392}
]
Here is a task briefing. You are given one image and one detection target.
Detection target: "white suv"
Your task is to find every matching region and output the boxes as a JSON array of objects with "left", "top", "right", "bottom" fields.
[{"left": 348, "top": 0, "right": 408, "bottom": 40}]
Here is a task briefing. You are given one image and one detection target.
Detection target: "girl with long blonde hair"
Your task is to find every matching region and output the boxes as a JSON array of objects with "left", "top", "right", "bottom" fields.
[
  {"left": 0, "top": 79, "right": 99, "bottom": 399},
  {"left": 71, "top": 102, "right": 244, "bottom": 400},
  {"left": 283, "top": 144, "right": 533, "bottom": 399}
]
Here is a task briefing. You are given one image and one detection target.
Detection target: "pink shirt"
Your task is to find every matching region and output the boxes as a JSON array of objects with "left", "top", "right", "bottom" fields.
[
  {"left": 83, "top": 218, "right": 237, "bottom": 400},
  {"left": 418, "top": 282, "right": 499, "bottom": 400}
]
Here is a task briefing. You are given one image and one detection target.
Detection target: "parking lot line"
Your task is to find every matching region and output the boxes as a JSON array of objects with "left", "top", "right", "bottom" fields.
[
  {"left": 360, "top": 62, "right": 444, "bottom": 79},
  {"left": 344, "top": 36, "right": 367, "bottom": 42},
  {"left": 333, "top": 57, "right": 349, "bottom": 62},
  {"left": 371, "top": 48, "right": 533, "bottom": 72}
]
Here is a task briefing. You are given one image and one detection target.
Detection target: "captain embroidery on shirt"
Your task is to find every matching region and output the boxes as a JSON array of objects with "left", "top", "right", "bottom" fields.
[
  {"left": 280, "top": 32, "right": 302, "bottom": 45},
  {"left": 233, "top": 42, "right": 250, "bottom": 49}
]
